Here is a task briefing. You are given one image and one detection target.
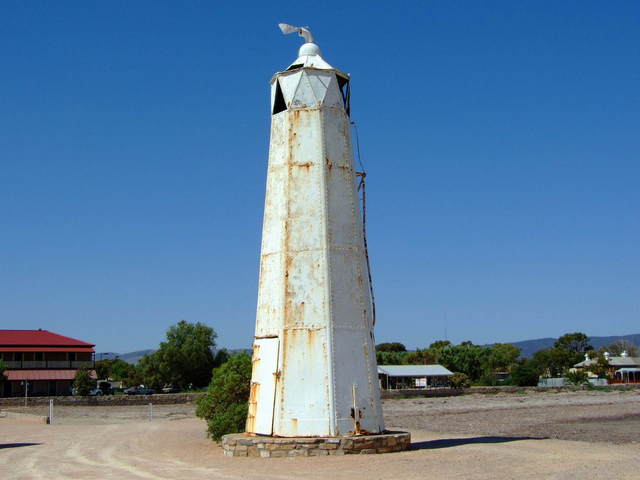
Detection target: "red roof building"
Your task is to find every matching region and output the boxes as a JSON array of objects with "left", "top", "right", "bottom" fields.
[{"left": 0, "top": 329, "right": 96, "bottom": 397}]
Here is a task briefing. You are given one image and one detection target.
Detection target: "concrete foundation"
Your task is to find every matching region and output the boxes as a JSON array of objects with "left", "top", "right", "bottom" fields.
[{"left": 221, "top": 431, "right": 411, "bottom": 457}]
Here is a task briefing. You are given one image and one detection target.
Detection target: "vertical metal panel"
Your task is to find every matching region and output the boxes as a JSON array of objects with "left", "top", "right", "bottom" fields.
[
  {"left": 246, "top": 338, "right": 280, "bottom": 435},
  {"left": 276, "top": 325, "right": 332, "bottom": 436},
  {"left": 292, "top": 72, "right": 318, "bottom": 109},
  {"left": 319, "top": 74, "right": 343, "bottom": 108},
  {"left": 270, "top": 81, "right": 277, "bottom": 114},
  {"left": 278, "top": 71, "right": 302, "bottom": 107},
  {"left": 306, "top": 71, "right": 332, "bottom": 104},
  {"left": 255, "top": 113, "right": 289, "bottom": 339},
  {"left": 255, "top": 253, "right": 285, "bottom": 339}
]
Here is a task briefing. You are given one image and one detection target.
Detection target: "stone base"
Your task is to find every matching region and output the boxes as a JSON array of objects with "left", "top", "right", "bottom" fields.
[{"left": 221, "top": 431, "right": 411, "bottom": 458}]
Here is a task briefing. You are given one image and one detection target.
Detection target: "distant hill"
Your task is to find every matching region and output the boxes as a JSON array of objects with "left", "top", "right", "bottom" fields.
[
  {"left": 96, "top": 350, "right": 155, "bottom": 364},
  {"left": 102, "top": 335, "right": 639, "bottom": 364},
  {"left": 227, "top": 348, "right": 252, "bottom": 356},
  {"left": 96, "top": 347, "right": 252, "bottom": 364},
  {"left": 96, "top": 352, "right": 119, "bottom": 361},
  {"left": 504, "top": 334, "right": 640, "bottom": 358}
]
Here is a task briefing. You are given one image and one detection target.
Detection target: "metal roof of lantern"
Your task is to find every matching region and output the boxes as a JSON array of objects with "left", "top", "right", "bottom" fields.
[{"left": 274, "top": 23, "right": 347, "bottom": 79}]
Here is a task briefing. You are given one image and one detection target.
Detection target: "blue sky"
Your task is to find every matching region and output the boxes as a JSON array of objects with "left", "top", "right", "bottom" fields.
[{"left": 1, "top": 1, "right": 638, "bottom": 353}]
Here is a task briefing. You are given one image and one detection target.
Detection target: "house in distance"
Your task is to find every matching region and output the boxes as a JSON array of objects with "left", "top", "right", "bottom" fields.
[
  {"left": 378, "top": 365, "right": 454, "bottom": 390},
  {"left": 0, "top": 329, "right": 96, "bottom": 397},
  {"left": 574, "top": 351, "right": 640, "bottom": 384}
]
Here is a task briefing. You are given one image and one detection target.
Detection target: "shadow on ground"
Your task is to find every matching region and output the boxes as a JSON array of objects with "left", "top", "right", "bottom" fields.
[
  {"left": 0, "top": 443, "right": 42, "bottom": 449},
  {"left": 411, "top": 436, "right": 543, "bottom": 451}
]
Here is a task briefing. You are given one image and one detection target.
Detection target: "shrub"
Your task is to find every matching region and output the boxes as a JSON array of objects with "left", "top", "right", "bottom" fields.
[
  {"left": 0, "top": 358, "right": 6, "bottom": 383},
  {"left": 586, "top": 385, "right": 612, "bottom": 392},
  {"left": 565, "top": 369, "right": 589, "bottom": 386},
  {"left": 450, "top": 372, "right": 470, "bottom": 389},
  {"left": 196, "top": 353, "right": 252, "bottom": 441},
  {"left": 477, "top": 375, "right": 501, "bottom": 386}
]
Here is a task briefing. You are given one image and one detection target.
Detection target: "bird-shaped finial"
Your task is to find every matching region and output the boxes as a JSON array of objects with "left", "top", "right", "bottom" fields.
[{"left": 278, "top": 23, "right": 315, "bottom": 44}]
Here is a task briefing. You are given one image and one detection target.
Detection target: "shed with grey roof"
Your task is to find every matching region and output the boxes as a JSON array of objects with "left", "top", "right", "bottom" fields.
[{"left": 377, "top": 365, "right": 454, "bottom": 390}]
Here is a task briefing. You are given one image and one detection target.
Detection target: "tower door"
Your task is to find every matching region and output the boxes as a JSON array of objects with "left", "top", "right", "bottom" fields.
[{"left": 246, "top": 337, "right": 279, "bottom": 435}]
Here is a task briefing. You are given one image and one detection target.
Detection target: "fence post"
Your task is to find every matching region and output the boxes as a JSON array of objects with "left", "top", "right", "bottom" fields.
[
  {"left": 49, "top": 399, "right": 53, "bottom": 424},
  {"left": 148, "top": 402, "right": 153, "bottom": 422}
]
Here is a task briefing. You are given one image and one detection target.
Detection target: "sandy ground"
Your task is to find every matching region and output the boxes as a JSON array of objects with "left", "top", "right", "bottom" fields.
[
  {"left": 1, "top": 390, "right": 639, "bottom": 480},
  {"left": 385, "top": 389, "right": 640, "bottom": 443}
]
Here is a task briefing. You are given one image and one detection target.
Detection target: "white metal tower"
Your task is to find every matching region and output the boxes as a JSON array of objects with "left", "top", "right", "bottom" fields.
[{"left": 246, "top": 25, "right": 384, "bottom": 437}]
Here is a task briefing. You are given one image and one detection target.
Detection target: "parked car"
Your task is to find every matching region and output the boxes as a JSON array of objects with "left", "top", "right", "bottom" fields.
[
  {"left": 161, "top": 386, "right": 182, "bottom": 394},
  {"left": 124, "top": 386, "right": 156, "bottom": 395},
  {"left": 72, "top": 388, "right": 102, "bottom": 396}
]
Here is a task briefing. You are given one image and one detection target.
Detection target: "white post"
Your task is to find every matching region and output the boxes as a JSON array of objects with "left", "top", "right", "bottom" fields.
[
  {"left": 23, "top": 380, "right": 28, "bottom": 407},
  {"left": 49, "top": 399, "right": 53, "bottom": 424},
  {"left": 148, "top": 402, "right": 153, "bottom": 422}
]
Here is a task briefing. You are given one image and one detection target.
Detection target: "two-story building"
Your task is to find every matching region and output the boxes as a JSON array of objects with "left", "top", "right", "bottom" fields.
[{"left": 0, "top": 329, "right": 96, "bottom": 397}]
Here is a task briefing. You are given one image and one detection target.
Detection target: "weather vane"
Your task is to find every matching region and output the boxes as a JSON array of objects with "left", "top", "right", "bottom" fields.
[{"left": 278, "top": 23, "right": 315, "bottom": 44}]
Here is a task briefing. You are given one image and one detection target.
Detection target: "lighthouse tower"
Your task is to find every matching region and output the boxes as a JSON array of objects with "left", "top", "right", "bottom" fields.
[{"left": 246, "top": 25, "right": 385, "bottom": 438}]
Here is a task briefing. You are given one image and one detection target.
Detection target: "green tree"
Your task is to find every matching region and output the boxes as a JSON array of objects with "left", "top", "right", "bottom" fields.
[
  {"left": 376, "top": 351, "right": 406, "bottom": 365},
  {"left": 426, "top": 340, "right": 451, "bottom": 363},
  {"left": 429, "top": 340, "right": 452, "bottom": 350},
  {"left": 532, "top": 332, "right": 593, "bottom": 377},
  {"left": 554, "top": 332, "right": 592, "bottom": 356},
  {"left": 509, "top": 359, "right": 540, "bottom": 386},
  {"left": 404, "top": 349, "right": 436, "bottom": 365},
  {"left": 589, "top": 354, "right": 610, "bottom": 379},
  {"left": 110, "top": 359, "right": 133, "bottom": 380},
  {"left": 532, "top": 347, "right": 577, "bottom": 377},
  {"left": 107, "top": 359, "right": 142, "bottom": 387},
  {"left": 139, "top": 320, "right": 217, "bottom": 390},
  {"left": 196, "top": 353, "right": 252, "bottom": 441},
  {"left": 606, "top": 339, "right": 639, "bottom": 357},
  {"left": 213, "top": 349, "right": 231, "bottom": 368},
  {"left": 375, "top": 342, "right": 407, "bottom": 353},
  {"left": 438, "top": 343, "right": 491, "bottom": 381},
  {"left": 483, "top": 343, "right": 521, "bottom": 375},
  {"left": 95, "top": 359, "right": 113, "bottom": 380},
  {"left": 73, "top": 367, "right": 96, "bottom": 396},
  {"left": 137, "top": 353, "right": 165, "bottom": 390}
]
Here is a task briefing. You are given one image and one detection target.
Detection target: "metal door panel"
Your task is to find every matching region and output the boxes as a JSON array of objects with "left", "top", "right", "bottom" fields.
[{"left": 246, "top": 337, "right": 280, "bottom": 435}]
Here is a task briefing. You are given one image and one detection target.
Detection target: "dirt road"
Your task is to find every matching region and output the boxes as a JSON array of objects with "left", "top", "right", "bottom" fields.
[
  {"left": 384, "top": 388, "right": 640, "bottom": 443},
  {"left": 1, "top": 390, "right": 639, "bottom": 479}
]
